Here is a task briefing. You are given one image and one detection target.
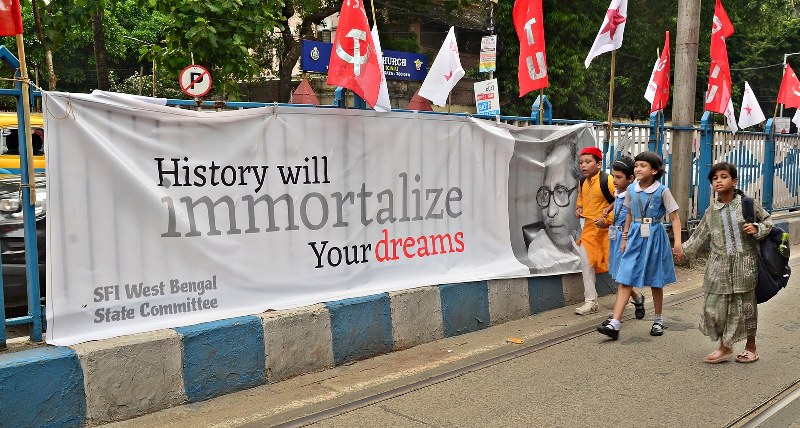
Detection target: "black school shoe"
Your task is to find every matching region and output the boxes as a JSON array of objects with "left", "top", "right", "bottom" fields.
[
  {"left": 633, "top": 295, "right": 646, "bottom": 320},
  {"left": 597, "top": 323, "right": 619, "bottom": 340},
  {"left": 650, "top": 322, "right": 664, "bottom": 336}
]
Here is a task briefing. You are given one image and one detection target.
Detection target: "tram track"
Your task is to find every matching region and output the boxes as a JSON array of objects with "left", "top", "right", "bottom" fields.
[{"left": 273, "top": 289, "right": 707, "bottom": 428}]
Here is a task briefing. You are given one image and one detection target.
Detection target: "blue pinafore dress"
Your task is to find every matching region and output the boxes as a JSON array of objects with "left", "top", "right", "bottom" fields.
[
  {"left": 608, "top": 192, "right": 628, "bottom": 280},
  {"left": 614, "top": 183, "right": 676, "bottom": 288}
]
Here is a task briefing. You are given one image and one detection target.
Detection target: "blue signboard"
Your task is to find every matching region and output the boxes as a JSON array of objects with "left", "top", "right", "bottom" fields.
[{"left": 300, "top": 40, "right": 427, "bottom": 82}]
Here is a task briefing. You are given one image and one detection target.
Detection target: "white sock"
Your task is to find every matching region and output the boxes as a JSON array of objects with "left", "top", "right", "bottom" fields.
[{"left": 609, "top": 319, "right": 621, "bottom": 330}]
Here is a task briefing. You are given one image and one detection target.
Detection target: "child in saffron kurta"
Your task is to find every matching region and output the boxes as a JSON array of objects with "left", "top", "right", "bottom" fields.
[
  {"left": 574, "top": 146, "right": 615, "bottom": 315},
  {"left": 676, "top": 162, "right": 771, "bottom": 364},
  {"left": 597, "top": 152, "right": 682, "bottom": 340}
]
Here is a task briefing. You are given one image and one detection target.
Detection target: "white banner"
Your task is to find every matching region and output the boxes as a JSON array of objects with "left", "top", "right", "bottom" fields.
[{"left": 43, "top": 91, "right": 593, "bottom": 345}]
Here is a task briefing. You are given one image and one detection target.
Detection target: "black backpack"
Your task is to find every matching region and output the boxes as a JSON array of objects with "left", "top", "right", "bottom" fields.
[
  {"left": 579, "top": 171, "right": 614, "bottom": 204},
  {"left": 741, "top": 196, "right": 791, "bottom": 304}
]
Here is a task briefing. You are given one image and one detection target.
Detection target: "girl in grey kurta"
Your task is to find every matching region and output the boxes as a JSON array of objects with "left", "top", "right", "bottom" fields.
[{"left": 677, "top": 162, "right": 772, "bottom": 364}]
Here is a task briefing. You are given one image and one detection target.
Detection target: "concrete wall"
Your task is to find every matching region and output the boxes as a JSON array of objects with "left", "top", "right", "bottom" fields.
[{"left": 1, "top": 212, "right": 798, "bottom": 427}]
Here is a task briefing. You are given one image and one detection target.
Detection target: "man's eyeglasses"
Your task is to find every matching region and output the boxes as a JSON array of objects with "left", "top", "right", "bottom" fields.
[{"left": 536, "top": 185, "right": 578, "bottom": 208}]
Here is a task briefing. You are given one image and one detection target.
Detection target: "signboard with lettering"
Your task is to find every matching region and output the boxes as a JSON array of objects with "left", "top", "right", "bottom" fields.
[
  {"left": 775, "top": 117, "right": 791, "bottom": 134},
  {"left": 300, "top": 40, "right": 427, "bottom": 81},
  {"left": 474, "top": 78, "right": 500, "bottom": 116},
  {"left": 479, "top": 35, "right": 497, "bottom": 73}
]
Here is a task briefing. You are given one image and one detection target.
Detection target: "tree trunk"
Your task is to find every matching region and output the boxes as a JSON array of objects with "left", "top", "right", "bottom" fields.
[
  {"left": 277, "top": 3, "right": 340, "bottom": 102},
  {"left": 91, "top": 7, "right": 111, "bottom": 91},
  {"left": 31, "top": 0, "right": 57, "bottom": 90}
]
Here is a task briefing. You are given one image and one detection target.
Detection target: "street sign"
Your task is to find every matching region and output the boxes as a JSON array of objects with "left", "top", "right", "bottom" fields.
[
  {"left": 300, "top": 40, "right": 427, "bottom": 81},
  {"left": 474, "top": 78, "right": 500, "bottom": 116},
  {"left": 179, "top": 65, "right": 212, "bottom": 97},
  {"left": 479, "top": 36, "right": 497, "bottom": 73},
  {"left": 775, "top": 117, "right": 791, "bottom": 134}
]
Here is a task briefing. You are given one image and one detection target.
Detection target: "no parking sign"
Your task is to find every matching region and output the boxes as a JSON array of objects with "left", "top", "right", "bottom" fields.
[{"left": 179, "top": 65, "right": 212, "bottom": 97}]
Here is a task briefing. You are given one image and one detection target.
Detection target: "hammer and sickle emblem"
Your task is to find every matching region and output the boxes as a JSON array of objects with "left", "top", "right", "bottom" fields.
[{"left": 336, "top": 29, "right": 370, "bottom": 76}]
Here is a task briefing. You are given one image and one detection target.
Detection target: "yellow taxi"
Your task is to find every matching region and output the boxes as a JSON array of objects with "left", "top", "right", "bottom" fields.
[{"left": 0, "top": 112, "right": 45, "bottom": 174}]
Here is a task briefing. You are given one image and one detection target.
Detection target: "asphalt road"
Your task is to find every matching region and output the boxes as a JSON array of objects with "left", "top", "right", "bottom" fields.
[{"left": 108, "top": 248, "right": 800, "bottom": 428}]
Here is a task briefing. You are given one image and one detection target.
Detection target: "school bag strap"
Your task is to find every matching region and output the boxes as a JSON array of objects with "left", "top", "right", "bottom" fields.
[
  {"left": 741, "top": 196, "right": 756, "bottom": 223},
  {"left": 579, "top": 171, "right": 615, "bottom": 204}
]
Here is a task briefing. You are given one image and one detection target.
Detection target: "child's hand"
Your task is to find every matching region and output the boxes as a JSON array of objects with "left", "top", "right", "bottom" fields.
[
  {"left": 742, "top": 223, "right": 758, "bottom": 235},
  {"left": 575, "top": 206, "right": 583, "bottom": 218},
  {"left": 673, "top": 245, "right": 685, "bottom": 262},
  {"left": 602, "top": 205, "right": 613, "bottom": 217},
  {"left": 594, "top": 217, "right": 606, "bottom": 228},
  {"left": 620, "top": 240, "right": 626, "bottom": 254}
]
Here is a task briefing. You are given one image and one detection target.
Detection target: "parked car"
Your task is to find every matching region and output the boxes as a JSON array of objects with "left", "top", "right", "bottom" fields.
[{"left": 0, "top": 173, "right": 46, "bottom": 311}]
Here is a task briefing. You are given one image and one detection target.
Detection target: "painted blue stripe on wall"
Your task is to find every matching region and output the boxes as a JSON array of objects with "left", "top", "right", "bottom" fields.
[
  {"left": 326, "top": 293, "right": 393, "bottom": 366},
  {"left": 440, "top": 281, "right": 490, "bottom": 337},
  {"left": 174, "top": 315, "right": 266, "bottom": 402},
  {"left": 0, "top": 346, "right": 86, "bottom": 428},
  {"left": 528, "top": 276, "right": 565, "bottom": 314}
]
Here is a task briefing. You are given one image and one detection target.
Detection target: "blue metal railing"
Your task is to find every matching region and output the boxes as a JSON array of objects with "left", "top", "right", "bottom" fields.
[{"left": 0, "top": 46, "right": 43, "bottom": 349}]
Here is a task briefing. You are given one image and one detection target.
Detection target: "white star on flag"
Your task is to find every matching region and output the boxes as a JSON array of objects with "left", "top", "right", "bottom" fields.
[{"left": 737, "top": 81, "right": 765, "bottom": 129}]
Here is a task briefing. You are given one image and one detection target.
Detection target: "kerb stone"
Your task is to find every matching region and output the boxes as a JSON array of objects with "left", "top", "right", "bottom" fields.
[
  {"left": 488, "top": 278, "right": 530, "bottom": 325},
  {"left": 72, "top": 329, "right": 185, "bottom": 425},
  {"left": 389, "top": 286, "right": 443, "bottom": 350},
  {"left": 260, "top": 304, "right": 334, "bottom": 383}
]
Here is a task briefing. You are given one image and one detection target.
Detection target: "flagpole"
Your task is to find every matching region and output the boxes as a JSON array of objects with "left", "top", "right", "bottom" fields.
[
  {"left": 538, "top": 89, "right": 544, "bottom": 125},
  {"left": 447, "top": 93, "right": 451, "bottom": 114},
  {"left": 369, "top": 0, "right": 376, "bottom": 25},
  {"left": 15, "top": 33, "right": 36, "bottom": 205},
  {"left": 655, "top": 109, "right": 662, "bottom": 154},
  {"left": 772, "top": 102, "right": 780, "bottom": 140},
  {"left": 605, "top": 50, "right": 617, "bottom": 163}
]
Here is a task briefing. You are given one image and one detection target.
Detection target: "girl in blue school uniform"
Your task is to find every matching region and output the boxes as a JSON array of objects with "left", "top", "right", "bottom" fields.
[
  {"left": 597, "top": 151, "right": 682, "bottom": 340},
  {"left": 603, "top": 156, "right": 645, "bottom": 321}
]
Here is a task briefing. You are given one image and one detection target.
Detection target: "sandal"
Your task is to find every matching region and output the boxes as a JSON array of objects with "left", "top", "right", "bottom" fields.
[
  {"left": 633, "top": 295, "right": 646, "bottom": 320},
  {"left": 650, "top": 322, "right": 664, "bottom": 336},
  {"left": 736, "top": 350, "right": 759, "bottom": 364},
  {"left": 703, "top": 351, "right": 733, "bottom": 364}
]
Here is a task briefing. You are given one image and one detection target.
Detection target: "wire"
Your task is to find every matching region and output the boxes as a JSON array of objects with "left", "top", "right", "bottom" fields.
[{"left": 730, "top": 62, "right": 784, "bottom": 71}]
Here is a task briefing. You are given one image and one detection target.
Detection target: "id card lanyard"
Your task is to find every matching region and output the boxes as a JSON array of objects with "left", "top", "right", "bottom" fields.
[
  {"left": 609, "top": 197, "right": 624, "bottom": 240},
  {"left": 636, "top": 188, "right": 655, "bottom": 238}
]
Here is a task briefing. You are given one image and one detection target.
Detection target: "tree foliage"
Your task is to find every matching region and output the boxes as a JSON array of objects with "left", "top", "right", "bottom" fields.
[{"left": 148, "top": 0, "right": 284, "bottom": 98}]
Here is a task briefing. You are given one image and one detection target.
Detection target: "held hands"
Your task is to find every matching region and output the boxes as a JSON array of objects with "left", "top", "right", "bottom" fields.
[
  {"left": 742, "top": 223, "right": 758, "bottom": 235},
  {"left": 575, "top": 206, "right": 583, "bottom": 218},
  {"left": 673, "top": 244, "right": 685, "bottom": 262},
  {"left": 593, "top": 217, "right": 607, "bottom": 228},
  {"left": 601, "top": 205, "right": 613, "bottom": 217}
]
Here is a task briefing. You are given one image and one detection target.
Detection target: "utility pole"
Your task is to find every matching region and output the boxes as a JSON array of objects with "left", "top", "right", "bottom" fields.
[{"left": 671, "top": 0, "right": 702, "bottom": 232}]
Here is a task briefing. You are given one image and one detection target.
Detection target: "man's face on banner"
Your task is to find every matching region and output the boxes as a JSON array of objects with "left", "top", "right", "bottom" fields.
[{"left": 540, "top": 145, "right": 580, "bottom": 248}]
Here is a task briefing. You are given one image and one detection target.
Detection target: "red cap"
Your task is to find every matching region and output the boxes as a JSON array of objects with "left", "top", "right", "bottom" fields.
[{"left": 580, "top": 146, "right": 603, "bottom": 160}]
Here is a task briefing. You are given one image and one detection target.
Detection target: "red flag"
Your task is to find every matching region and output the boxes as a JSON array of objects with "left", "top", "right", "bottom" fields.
[
  {"left": 326, "top": 1, "right": 381, "bottom": 107},
  {"left": 705, "top": 0, "right": 734, "bottom": 114},
  {"left": 777, "top": 63, "right": 800, "bottom": 109},
  {"left": 0, "top": 0, "right": 22, "bottom": 37},
  {"left": 649, "top": 31, "right": 671, "bottom": 113},
  {"left": 513, "top": 0, "right": 548, "bottom": 96}
]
